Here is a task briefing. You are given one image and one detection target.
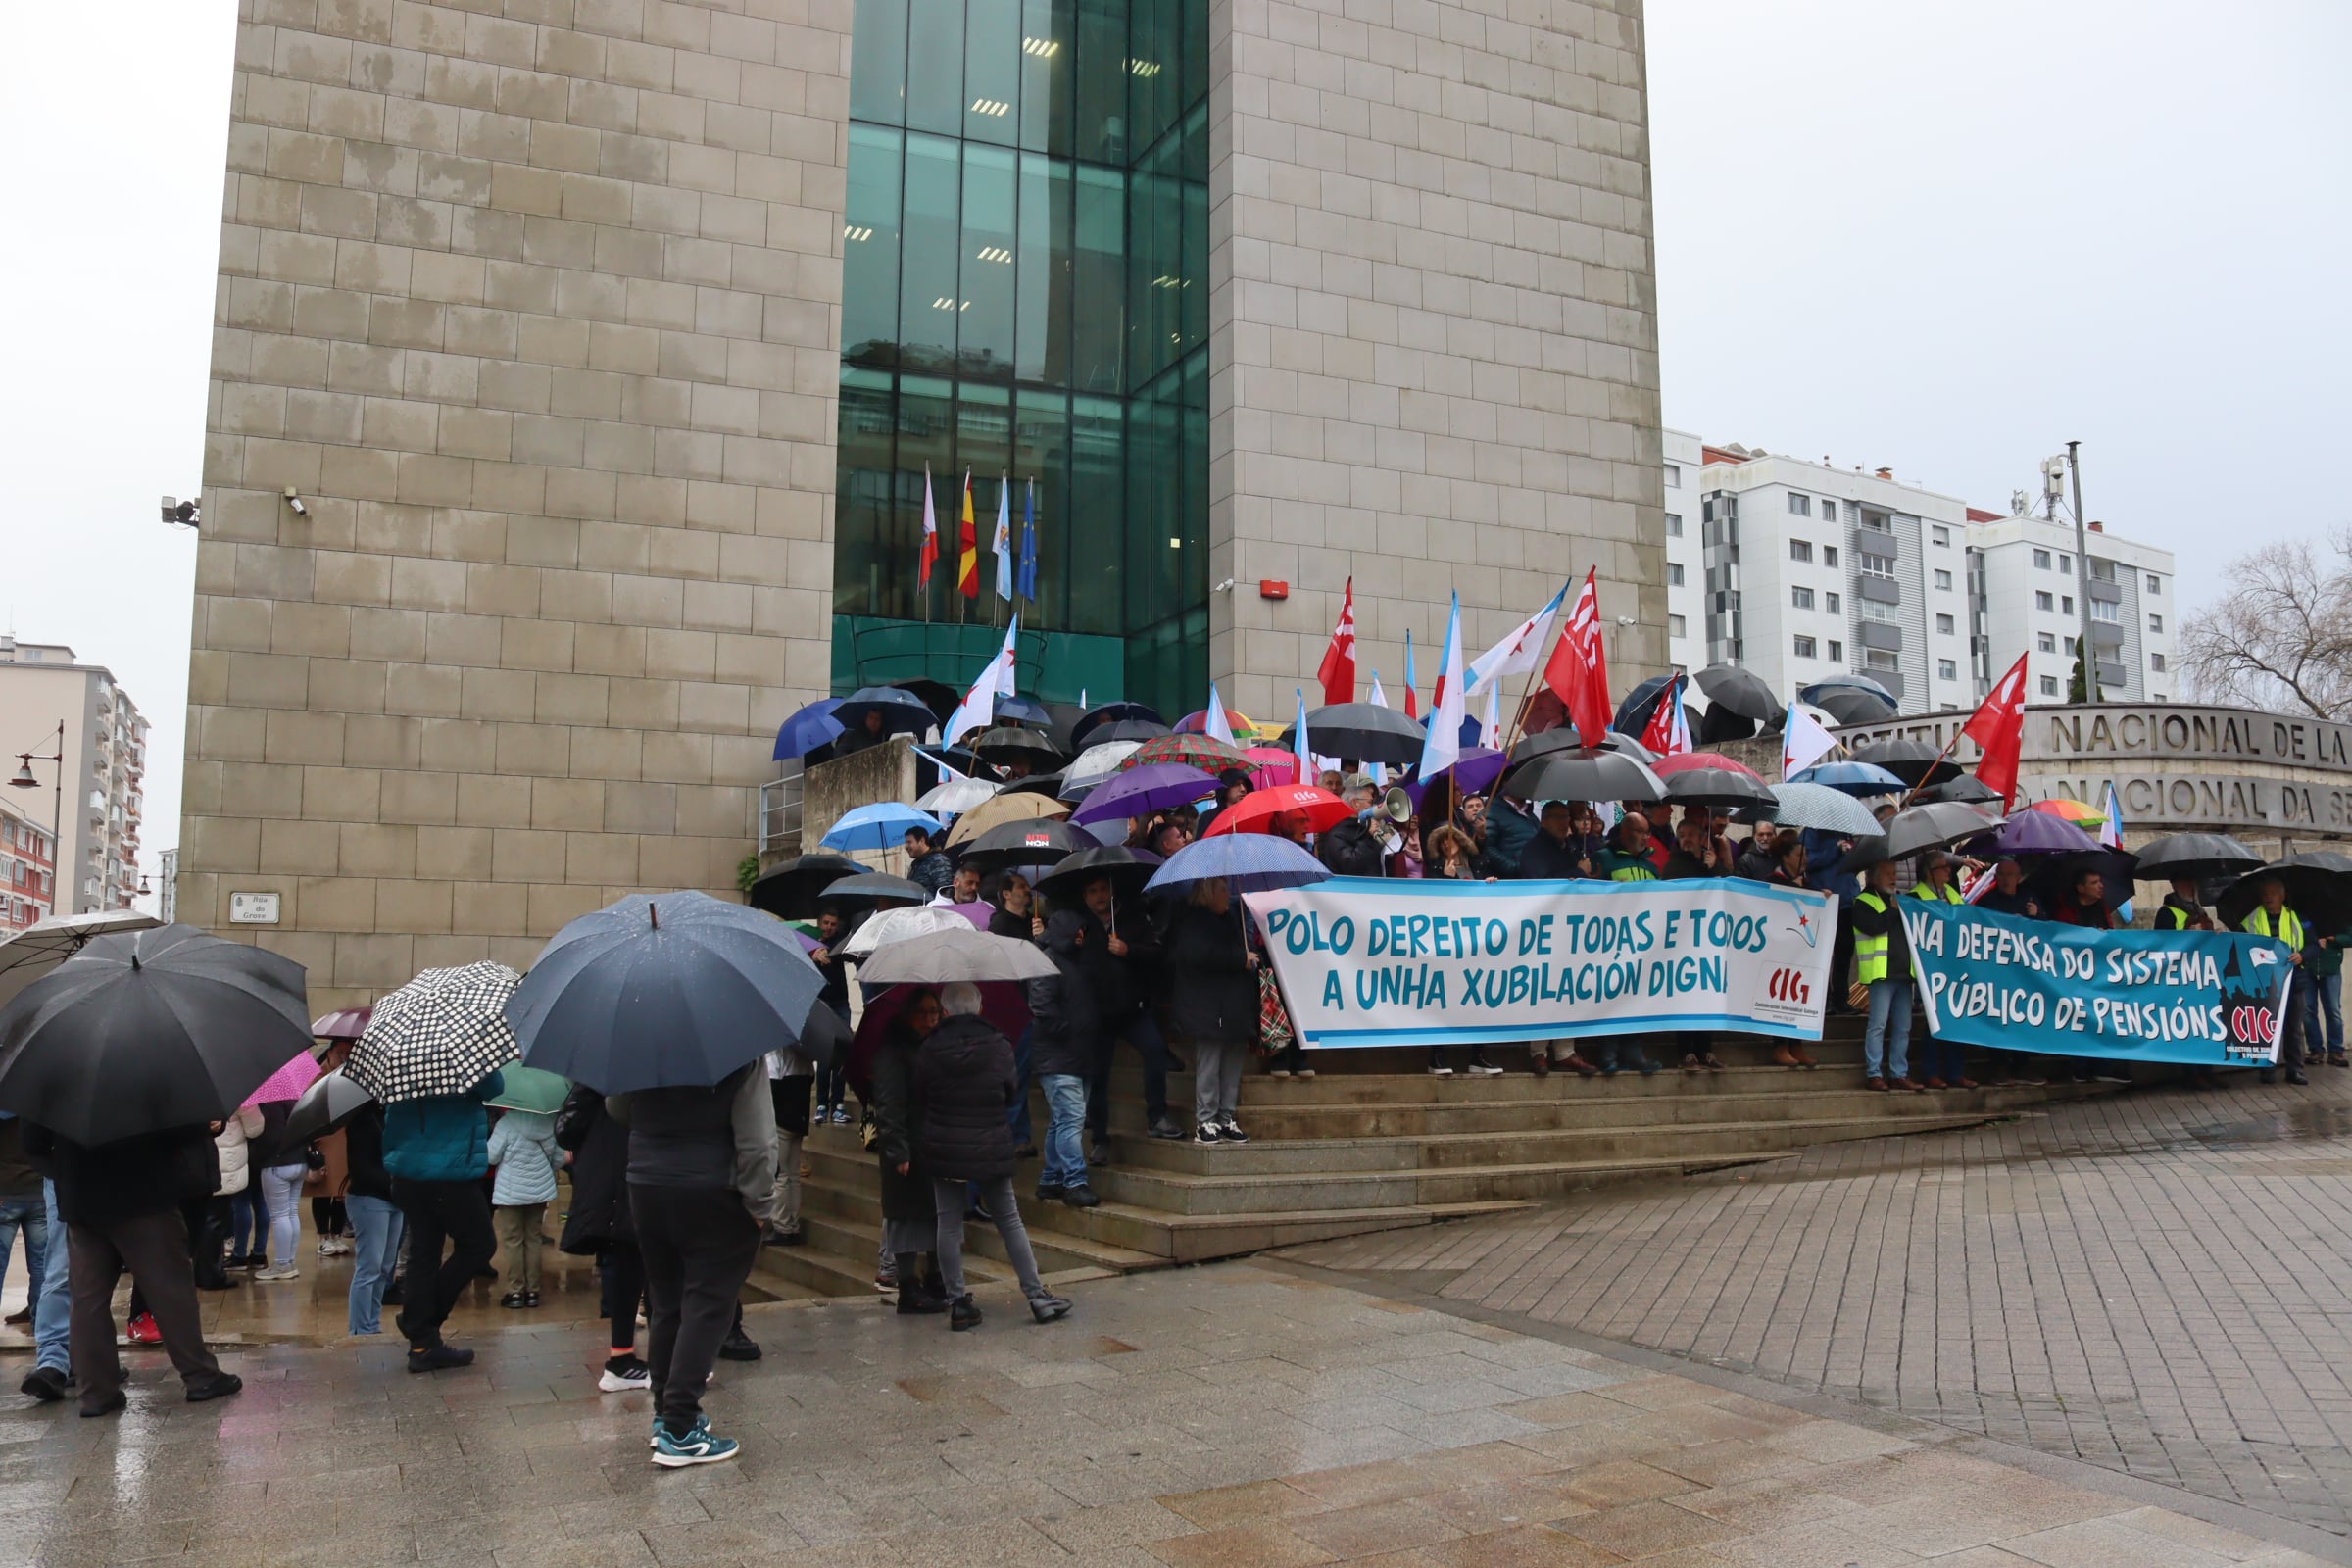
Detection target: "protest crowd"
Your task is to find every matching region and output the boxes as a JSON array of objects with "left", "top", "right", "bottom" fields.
[{"left": 0, "top": 574, "right": 2330, "bottom": 1465}]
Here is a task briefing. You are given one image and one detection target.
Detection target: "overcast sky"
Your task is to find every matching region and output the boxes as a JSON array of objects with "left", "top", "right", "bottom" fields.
[{"left": 3, "top": 3, "right": 2344, "bottom": 910}]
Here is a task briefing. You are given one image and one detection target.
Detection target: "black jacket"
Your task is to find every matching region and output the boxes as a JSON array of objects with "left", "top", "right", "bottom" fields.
[
  {"left": 28, "top": 1122, "right": 217, "bottom": 1230},
  {"left": 1075, "top": 902, "right": 1160, "bottom": 1022},
  {"left": 1976, "top": 888, "right": 2036, "bottom": 918},
  {"left": 1663, "top": 849, "right": 1714, "bottom": 880},
  {"left": 1735, "top": 843, "right": 1779, "bottom": 881},
  {"left": 988, "top": 903, "right": 1032, "bottom": 940},
  {"left": 1163, "top": 903, "right": 1258, "bottom": 1044},
  {"left": 1318, "top": 816, "right": 1386, "bottom": 877},
  {"left": 1028, "top": 908, "right": 1099, "bottom": 1079},
  {"left": 913, "top": 1014, "right": 1020, "bottom": 1183},
  {"left": 555, "top": 1087, "right": 634, "bottom": 1253},
  {"left": 867, "top": 1018, "right": 935, "bottom": 1223},
  {"left": 1517, "top": 832, "right": 1588, "bottom": 880},
  {"left": 344, "top": 1102, "right": 394, "bottom": 1202}
]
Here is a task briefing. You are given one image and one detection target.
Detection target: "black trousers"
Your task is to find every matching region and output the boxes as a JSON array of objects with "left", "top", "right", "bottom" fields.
[
  {"left": 602, "top": 1242, "right": 646, "bottom": 1354},
  {"left": 628, "top": 1184, "right": 761, "bottom": 1431},
  {"left": 390, "top": 1177, "right": 496, "bottom": 1350},
  {"left": 70, "top": 1209, "right": 220, "bottom": 1411}
]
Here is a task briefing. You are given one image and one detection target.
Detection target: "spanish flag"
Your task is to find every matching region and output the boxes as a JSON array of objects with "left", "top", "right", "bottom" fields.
[{"left": 956, "top": 469, "right": 979, "bottom": 599}]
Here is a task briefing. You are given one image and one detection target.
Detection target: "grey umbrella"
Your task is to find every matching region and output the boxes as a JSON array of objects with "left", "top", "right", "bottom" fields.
[
  {"left": 0, "top": 908, "right": 161, "bottom": 1014},
  {"left": 974, "top": 726, "right": 1065, "bottom": 765},
  {"left": 508, "top": 891, "right": 827, "bottom": 1092},
  {"left": 2130, "top": 833, "right": 2264, "bottom": 885},
  {"left": 1692, "top": 664, "right": 1779, "bottom": 722},
  {"left": 1662, "top": 767, "right": 1774, "bottom": 811},
  {"left": 1753, "top": 782, "right": 1884, "bottom": 836},
  {"left": 1284, "top": 703, "right": 1428, "bottom": 766},
  {"left": 1500, "top": 747, "right": 1667, "bottom": 805},
  {"left": 1838, "top": 801, "right": 1999, "bottom": 872},
  {"left": 857, "top": 926, "right": 1057, "bottom": 986},
  {"left": 1809, "top": 687, "right": 1900, "bottom": 726},
  {"left": 283, "top": 1067, "right": 374, "bottom": 1145},
  {"left": 817, "top": 871, "right": 930, "bottom": 906},
  {"left": 1852, "top": 737, "right": 1963, "bottom": 788}
]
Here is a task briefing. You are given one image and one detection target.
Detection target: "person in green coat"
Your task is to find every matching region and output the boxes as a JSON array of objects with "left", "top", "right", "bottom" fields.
[{"left": 2310, "top": 915, "right": 2352, "bottom": 1066}]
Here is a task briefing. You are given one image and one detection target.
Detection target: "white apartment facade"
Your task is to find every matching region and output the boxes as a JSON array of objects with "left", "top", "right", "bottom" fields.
[
  {"left": 0, "top": 640, "right": 148, "bottom": 913},
  {"left": 1662, "top": 432, "right": 2173, "bottom": 714}
]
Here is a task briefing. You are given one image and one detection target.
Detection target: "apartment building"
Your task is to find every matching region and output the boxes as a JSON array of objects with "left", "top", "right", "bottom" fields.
[
  {"left": 0, "top": 797, "right": 56, "bottom": 933},
  {"left": 0, "top": 639, "right": 147, "bottom": 913},
  {"left": 1662, "top": 433, "right": 2173, "bottom": 713}
]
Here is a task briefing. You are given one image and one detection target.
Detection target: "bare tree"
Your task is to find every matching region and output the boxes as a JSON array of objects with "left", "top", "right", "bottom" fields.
[{"left": 2180, "top": 531, "right": 2352, "bottom": 721}]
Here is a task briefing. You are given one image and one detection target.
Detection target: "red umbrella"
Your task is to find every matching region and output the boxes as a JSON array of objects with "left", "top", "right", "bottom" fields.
[
  {"left": 1201, "top": 785, "right": 1352, "bottom": 837},
  {"left": 843, "top": 982, "right": 1032, "bottom": 1102},
  {"left": 1650, "top": 752, "right": 1763, "bottom": 782}
]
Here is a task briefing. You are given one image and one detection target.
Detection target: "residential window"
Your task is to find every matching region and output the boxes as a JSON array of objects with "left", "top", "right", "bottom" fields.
[
  {"left": 1933, "top": 568, "right": 1953, "bottom": 591},
  {"left": 1665, "top": 513, "right": 1682, "bottom": 537},
  {"left": 2091, "top": 598, "right": 2118, "bottom": 624},
  {"left": 1788, "top": 539, "right": 1813, "bottom": 564},
  {"left": 2064, "top": 636, "right": 2080, "bottom": 656},
  {"left": 1938, "top": 659, "right": 1958, "bottom": 680},
  {"left": 2056, "top": 554, "right": 2072, "bottom": 573},
  {"left": 2033, "top": 549, "right": 2051, "bottom": 569},
  {"left": 1793, "top": 635, "right": 1817, "bottom": 659},
  {"left": 2147, "top": 574, "right": 2162, "bottom": 595},
  {"left": 1665, "top": 464, "right": 1681, "bottom": 488},
  {"left": 1668, "top": 613, "right": 1686, "bottom": 638},
  {"left": 1863, "top": 648, "right": 1900, "bottom": 674},
  {"left": 1791, "top": 586, "right": 1815, "bottom": 610},
  {"left": 2151, "top": 652, "right": 2167, "bottom": 673},
  {"left": 1931, "top": 525, "right": 1950, "bottom": 547},
  {"left": 2148, "top": 613, "right": 2163, "bottom": 633},
  {"left": 1820, "top": 500, "right": 1837, "bottom": 523},
  {"left": 2037, "top": 632, "right": 2057, "bottom": 654},
  {"left": 2035, "top": 591, "right": 2054, "bottom": 612},
  {"left": 1788, "top": 493, "right": 1811, "bottom": 516},
  {"left": 1823, "top": 545, "right": 1838, "bottom": 568},
  {"left": 1935, "top": 613, "right": 1955, "bottom": 635},
  {"left": 2061, "top": 595, "right": 2074, "bottom": 615},
  {"left": 2088, "top": 557, "right": 2115, "bottom": 582},
  {"left": 1667, "top": 563, "right": 1685, "bottom": 586},
  {"left": 2039, "top": 676, "right": 2060, "bottom": 697},
  {"left": 1827, "top": 639, "right": 1843, "bottom": 662},
  {"left": 1825, "top": 592, "right": 1841, "bottom": 614},
  {"left": 1859, "top": 550, "right": 1895, "bottom": 579}
]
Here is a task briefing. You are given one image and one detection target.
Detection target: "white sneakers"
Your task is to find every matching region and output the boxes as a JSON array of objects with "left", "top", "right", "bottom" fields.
[{"left": 251, "top": 1265, "right": 301, "bottom": 1282}]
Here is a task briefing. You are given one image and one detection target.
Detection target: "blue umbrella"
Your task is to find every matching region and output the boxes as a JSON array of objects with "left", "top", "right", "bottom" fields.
[
  {"left": 507, "top": 891, "right": 830, "bottom": 1092},
  {"left": 819, "top": 803, "right": 946, "bottom": 853},
  {"left": 772, "top": 698, "right": 844, "bottom": 760},
  {"left": 1144, "top": 834, "right": 1332, "bottom": 896},
  {"left": 995, "top": 694, "right": 1053, "bottom": 728},
  {"left": 1789, "top": 760, "right": 1905, "bottom": 797}
]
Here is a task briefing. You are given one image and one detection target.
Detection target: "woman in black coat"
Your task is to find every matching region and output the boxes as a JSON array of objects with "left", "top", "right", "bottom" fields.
[
  {"left": 869, "top": 991, "right": 949, "bottom": 1315},
  {"left": 913, "top": 984, "right": 1072, "bottom": 1331},
  {"left": 555, "top": 1087, "right": 651, "bottom": 1392},
  {"left": 1163, "top": 878, "right": 1261, "bottom": 1143}
]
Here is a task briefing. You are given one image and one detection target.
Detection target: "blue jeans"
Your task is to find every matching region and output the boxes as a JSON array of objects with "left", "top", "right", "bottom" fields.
[
  {"left": 230, "top": 1185, "right": 268, "bottom": 1258},
  {"left": 1038, "top": 1074, "right": 1088, "bottom": 1191},
  {"left": 1865, "top": 979, "right": 1913, "bottom": 1080},
  {"left": 260, "top": 1162, "right": 307, "bottom": 1269},
  {"left": 1009, "top": 1026, "right": 1036, "bottom": 1144},
  {"left": 35, "top": 1181, "right": 68, "bottom": 1372},
  {"left": 346, "top": 1194, "right": 405, "bottom": 1336},
  {"left": 0, "top": 1191, "right": 47, "bottom": 1338},
  {"left": 2320, "top": 972, "right": 2344, "bottom": 1057}
]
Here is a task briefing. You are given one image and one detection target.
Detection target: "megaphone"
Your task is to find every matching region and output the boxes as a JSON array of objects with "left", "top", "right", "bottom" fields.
[{"left": 1378, "top": 787, "right": 1414, "bottom": 824}]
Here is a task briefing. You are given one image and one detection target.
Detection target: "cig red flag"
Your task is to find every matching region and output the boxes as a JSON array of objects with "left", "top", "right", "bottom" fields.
[
  {"left": 916, "top": 464, "right": 939, "bottom": 590},
  {"left": 1316, "top": 577, "right": 1357, "bottom": 705},
  {"left": 1544, "top": 568, "right": 1612, "bottom": 747},
  {"left": 1963, "top": 653, "right": 2032, "bottom": 807}
]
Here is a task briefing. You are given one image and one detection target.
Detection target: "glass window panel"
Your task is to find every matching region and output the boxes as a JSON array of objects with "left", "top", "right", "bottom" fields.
[
  {"left": 842, "top": 125, "right": 903, "bottom": 366},
  {"left": 1013, "top": 389, "right": 1069, "bottom": 625},
  {"left": 958, "top": 143, "right": 1016, "bottom": 377},
  {"left": 1071, "top": 166, "right": 1124, "bottom": 393},
  {"left": 955, "top": 385, "right": 1012, "bottom": 609},
  {"left": 1068, "top": 394, "right": 1124, "bottom": 634},
  {"left": 1018, "top": 0, "right": 1076, "bottom": 156},
  {"left": 1128, "top": 147, "right": 1181, "bottom": 384},
  {"left": 1179, "top": 110, "right": 1206, "bottom": 355},
  {"left": 897, "top": 134, "right": 961, "bottom": 372},
  {"left": 897, "top": 375, "right": 955, "bottom": 621},
  {"left": 962, "top": 0, "right": 1019, "bottom": 146},
  {"left": 1074, "top": 0, "right": 1127, "bottom": 164},
  {"left": 905, "top": 0, "right": 965, "bottom": 137},
  {"left": 836, "top": 368, "right": 897, "bottom": 618},
  {"left": 849, "top": 0, "right": 909, "bottom": 125},
  {"left": 1015, "top": 154, "right": 1070, "bottom": 385}
]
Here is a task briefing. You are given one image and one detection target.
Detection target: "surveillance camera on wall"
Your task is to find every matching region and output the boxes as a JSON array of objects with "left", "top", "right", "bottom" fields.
[
  {"left": 282, "top": 486, "right": 307, "bottom": 516},
  {"left": 161, "top": 496, "right": 199, "bottom": 528}
]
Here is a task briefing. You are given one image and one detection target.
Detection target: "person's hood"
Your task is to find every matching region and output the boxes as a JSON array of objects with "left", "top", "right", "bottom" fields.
[{"left": 1040, "top": 906, "right": 1087, "bottom": 957}]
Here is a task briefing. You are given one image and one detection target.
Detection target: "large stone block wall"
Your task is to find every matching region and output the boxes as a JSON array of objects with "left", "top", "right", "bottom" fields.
[
  {"left": 1206, "top": 0, "right": 1664, "bottom": 719},
  {"left": 182, "top": 0, "right": 851, "bottom": 1005}
]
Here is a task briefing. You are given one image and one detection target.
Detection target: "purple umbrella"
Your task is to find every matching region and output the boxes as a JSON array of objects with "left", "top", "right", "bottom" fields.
[
  {"left": 1406, "top": 746, "right": 1507, "bottom": 809},
  {"left": 1069, "top": 761, "right": 1218, "bottom": 826},
  {"left": 1976, "top": 809, "right": 2100, "bottom": 858}
]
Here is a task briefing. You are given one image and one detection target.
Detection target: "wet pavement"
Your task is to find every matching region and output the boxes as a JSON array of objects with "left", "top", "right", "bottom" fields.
[{"left": 1288, "top": 1068, "right": 2352, "bottom": 1545}]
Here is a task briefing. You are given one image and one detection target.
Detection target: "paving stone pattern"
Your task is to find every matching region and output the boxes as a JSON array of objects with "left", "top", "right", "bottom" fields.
[
  {"left": 8, "top": 1262, "right": 2335, "bottom": 1567},
  {"left": 1290, "top": 1073, "right": 2352, "bottom": 1540}
]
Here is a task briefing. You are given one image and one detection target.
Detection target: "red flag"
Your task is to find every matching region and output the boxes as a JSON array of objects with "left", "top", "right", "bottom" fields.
[
  {"left": 1316, "top": 577, "right": 1357, "bottom": 705},
  {"left": 956, "top": 470, "right": 980, "bottom": 599},
  {"left": 1963, "top": 653, "right": 2031, "bottom": 807},
  {"left": 1640, "top": 673, "right": 1687, "bottom": 757},
  {"left": 1544, "top": 568, "right": 1611, "bottom": 747}
]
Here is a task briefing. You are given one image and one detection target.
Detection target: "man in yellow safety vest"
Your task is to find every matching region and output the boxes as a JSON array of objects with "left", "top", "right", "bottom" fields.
[
  {"left": 2240, "top": 877, "right": 2311, "bottom": 1086},
  {"left": 1904, "top": 853, "right": 1974, "bottom": 1090},
  {"left": 1851, "top": 858, "right": 1922, "bottom": 1093}
]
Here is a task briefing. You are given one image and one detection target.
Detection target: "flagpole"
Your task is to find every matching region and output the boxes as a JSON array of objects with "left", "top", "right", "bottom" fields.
[{"left": 1896, "top": 720, "right": 1971, "bottom": 809}]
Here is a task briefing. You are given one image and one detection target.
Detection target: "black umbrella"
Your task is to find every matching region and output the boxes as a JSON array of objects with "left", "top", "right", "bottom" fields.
[
  {"left": 974, "top": 726, "right": 1065, "bottom": 765},
  {"left": 1852, "top": 738, "right": 1962, "bottom": 788},
  {"left": 1287, "top": 703, "right": 1427, "bottom": 766},
  {"left": 1692, "top": 664, "right": 1779, "bottom": 722},
  {"left": 1510, "top": 727, "right": 1657, "bottom": 768},
  {"left": 797, "top": 993, "right": 853, "bottom": 1074},
  {"left": 1917, "top": 775, "right": 2001, "bottom": 806},
  {"left": 1084, "top": 718, "right": 1174, "bottom": 746},
  {"left": 2218, "top": 857, "right": 2352, "bottom": 934},
  {"left": 1500, "top": 747, "right": 1667, "bottom": 805},
  {"left": 1803, "top": 673, "right": 1898, "bottom": 705},
  {"left": 1695, "top": 706, "right": 1758, "bottom": 745},
  {"left": 748, "top": 852, "right": 864, "bottom": 918},
  {"left": 1069, "top": 702, "right": 1165, "bottom": 751},
  {"left": 818, "top": 872, "right": 930, "bottom": 906},
  {"left": 1611, "top": 673, "right": 1677, "bottom": 738},
  {"left": 834, "top": 685, "right": 937, "bottom": 736},
  {"left": 1002, "top": 772, "right": 1069, "bottom": 799},
  {"left": 959, "top": 817, "right": 1085, "bottom": 872},
  {"left": 2132, "top": 834, "right": 2265, "bottom": 885},
  {"left": 1810, "top": 687, "right": 1900, "bottom": 726},
  {"left": 1838, "top": 801, "right": 1996, "bottom": 872},
  {"left": 1662, "top": 767, "right": 1774, "bottom": 811},
  {"left": 2026, "top": 849, "right": 2140, "bottom": 914},
  {"left": 0, "top": 925, "right": 314, "bottom": 1146},
  {"left": 1042, "top": 702, "right": 1089, "bottom": 752},
  {"left": 890, "top": 679, "right": 961, "bottom": 725},
  {"left": 283, "top": 1067, "right": 374, "bottom": 1145},
  {"left": 508, "top": 892, "right": 826, "bottom": 1093},
  {"left": 1036, "top": 845, "right": 1165, "bottom": 902}
]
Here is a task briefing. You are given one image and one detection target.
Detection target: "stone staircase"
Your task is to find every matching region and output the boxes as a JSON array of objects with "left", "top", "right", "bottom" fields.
[{"left": 746, "top": 1019, "right": 2112, "bottom": 1301}]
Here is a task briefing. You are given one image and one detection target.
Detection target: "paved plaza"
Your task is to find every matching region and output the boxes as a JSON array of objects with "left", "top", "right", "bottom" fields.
[{"left": 1291, "top": 1069, "right": 2352, "bottom": 1549}]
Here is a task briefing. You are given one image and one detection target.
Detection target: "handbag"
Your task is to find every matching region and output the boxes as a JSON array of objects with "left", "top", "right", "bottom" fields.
[
  {"left": 1847, "top": 980, "right": 1870, "bottom": 1012},
  {"left": 858, "top": 1107, "right": 880, "bottom": 1152},
  {"left": 1256, "top": 967, "right": 1296, "bottom": 1059}
]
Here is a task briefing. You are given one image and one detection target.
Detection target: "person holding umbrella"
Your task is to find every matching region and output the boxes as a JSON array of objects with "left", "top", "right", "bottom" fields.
[
  {"left": 2241, "top": 878, "right": 2313, "bottom": 1086},
  {"left": 869, "top": 988, "right": 952, "bottom": 1312},
  {"left": 1066, "top": 869, "right": 1181, "bottom": 1145},
  {"left": 1905, "top": 854, "right": 1975, "bottom": 1090},
  {"left": 1852, "top": 858, "right": 1923, "bottom": 1094}
]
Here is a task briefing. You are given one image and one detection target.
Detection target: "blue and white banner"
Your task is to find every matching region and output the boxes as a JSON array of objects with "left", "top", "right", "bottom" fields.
[
  {"left": 1905, "top": 902, "right": 2291, "bottom": 1066},
  {"left": 1244, "top": 878, "right": 1837, "bottom": 1049}
]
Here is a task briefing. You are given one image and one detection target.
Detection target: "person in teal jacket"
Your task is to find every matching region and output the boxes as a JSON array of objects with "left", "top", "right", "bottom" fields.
[{"left": 384, "top": 1069, "right": 503, "bottom": 1371}]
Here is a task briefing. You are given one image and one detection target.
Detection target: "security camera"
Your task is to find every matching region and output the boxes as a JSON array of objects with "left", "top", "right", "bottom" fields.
[
  {"left": 160, "top": 496, "right": 199, "bottom": 528},
  {"left": 282, "top": 486, "right": 307, "bottom": 516},
  {"left": 1615, "top": 615, "right": 1636, "bottom": 626}
]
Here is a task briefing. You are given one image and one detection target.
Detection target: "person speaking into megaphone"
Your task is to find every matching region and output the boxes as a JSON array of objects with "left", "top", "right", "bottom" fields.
[{"left": 1316, "top": 774, "right": 1389, "bottom": 876}]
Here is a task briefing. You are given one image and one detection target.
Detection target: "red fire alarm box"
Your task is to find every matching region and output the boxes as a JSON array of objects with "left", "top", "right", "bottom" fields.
[{"left": 1258, "top": 579, "right": 1290, "bottom": 600}]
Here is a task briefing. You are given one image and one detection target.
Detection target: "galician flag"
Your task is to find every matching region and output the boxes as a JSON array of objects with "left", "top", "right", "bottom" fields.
[
  {"left": 1364, "top": 674, "right": 1391, "bottom": 787},
  {"left": 1467, "top": 582, "right": 1568, "bottom": 695},
  {"left": 1782, "top": 700, "right": 1838, "bottom": 779},
  {"left": 1203, "top": 683, "right": 1237, "bottom": 747},
  {"left": 1482, "top": 682, "right": 1502, "bottom": 749},
  {"left": 1367, "top": 673, "right": 1389, "bottom": 709},
  {"left": 2098, "top": 781, "right": 2126, "bottom": 850},
  {"left": 916, "top": 463, "right": 938, "bottom": 590},
  {"left": 956, "top": 470, "right": 979, "bottom": 600},
  {"left": 1293, "top": 688, "right": 1313, "bottom": 783},
  {"left": 993, "top": 474, "right": 1013, "bottom": 601},
  {"left": 946, "top": 614, "right": 1020, "bottom": 745},
  {"left": 1016, "top": 479, "right": 1039, "bottom": 603},
  {"left": 1419, "top": 592, "right": 1466, "bottom": 779}
]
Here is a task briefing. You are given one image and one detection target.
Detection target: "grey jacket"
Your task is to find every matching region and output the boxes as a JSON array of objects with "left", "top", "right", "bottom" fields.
[{"left": 607, "top": 1064, "right": 777, "bottom": 1219}]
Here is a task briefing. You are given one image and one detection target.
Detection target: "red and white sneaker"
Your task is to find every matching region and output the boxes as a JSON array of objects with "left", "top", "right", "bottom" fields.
[{"left": 126, "top": 1312, "right": 162, "bottom": 1345}]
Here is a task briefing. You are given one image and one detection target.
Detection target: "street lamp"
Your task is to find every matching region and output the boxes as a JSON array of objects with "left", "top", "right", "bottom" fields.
[{"left": 10, "top": 721, "right": 64, "bottom": 918}]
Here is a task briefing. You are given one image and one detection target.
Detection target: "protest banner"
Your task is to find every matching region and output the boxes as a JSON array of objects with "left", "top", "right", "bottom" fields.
[
  {"left": 1243, "top": 877, "right": 1836, "bottom": 1050},
  {"left": 1904, "top": 901, "right": 2290, "bottom": 1066}
]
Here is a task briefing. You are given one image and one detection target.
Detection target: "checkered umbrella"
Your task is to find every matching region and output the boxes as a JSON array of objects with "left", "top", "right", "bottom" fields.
[{"left": 344, "top": 961, "right": 521, "bottom": 1103}]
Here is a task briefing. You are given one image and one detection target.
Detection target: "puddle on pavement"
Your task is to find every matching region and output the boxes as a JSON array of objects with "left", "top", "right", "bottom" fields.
[{"left": 2185, "top": 1103, "right": 2352, "bottom": 1148}]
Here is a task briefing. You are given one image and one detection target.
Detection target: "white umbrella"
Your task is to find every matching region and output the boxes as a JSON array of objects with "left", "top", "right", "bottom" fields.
[
  {"left": 0, "top": 908, "right": 162, "bottom": 1012},
  {"left": 856, "top": 926, "right": 1055, "bottom": 985},
  {"left": 1758, "top": 782, "right": 1883, "bottom": 837},
  {"left": 1062, "top": 739, "right": 1144, "bottom": 796},
  {"left": 917, "top": 776, "right": 999, "bottom": 816},
  {"left": 839, "top": 904, "right": 981, "bottom": 959}
]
